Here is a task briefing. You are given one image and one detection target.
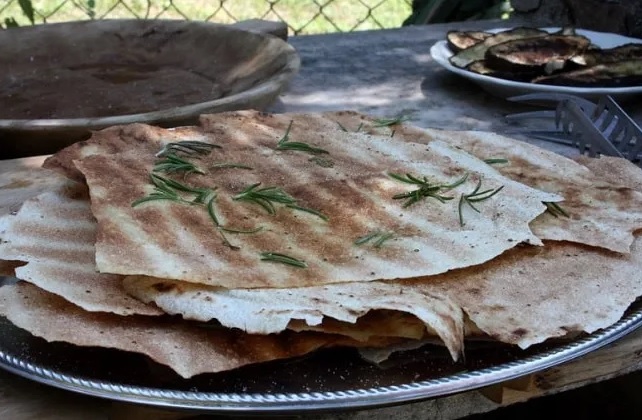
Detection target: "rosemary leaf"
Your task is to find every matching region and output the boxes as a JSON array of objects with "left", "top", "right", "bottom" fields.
[
  {"left": 373, "top": 232, "right": 394, "bottom": 248},
  {"left": 260, "top": 252, "right": 307, "bottom": 268},
  {"left": 544, "top": 201, "right": 570, "bottom": 218},
  {"left": 220, "top": 226, "right": 264, "bottom": 234},
  {"left": 354, "top": 231, "right": 381, "bottom": 245},
  {"left": 206, "top": 194, "right": 220, "bottom": 226},
  {"left": 354, "top": 231, "right": 394, "bottom": 248},
  {"left": 154, "top": 152, "right": 206, "bottom": 175},
  {"left": 210, "top": 163, "right": 254, "bottom": 170},
  {"left": 233, "top": 183, "right": 297, "bottom": 215},
  {"left": 458, "top": 178, "right": 504, "bottom": 226},
  {"left": 151, "top": 174, "right": 204, "bottom": 195},
  {"left": 373, "top": 115, "right": 411, "bottom": 127},
  {"left": 484, "top": 158, "right": 509, "bottom": 165},
  {"left": 156, "top": 140, "right": 220, "bottom": 157},
  {"left": 286, "top": 204, "right": 329, "bottom": 221},
  {"left": 441, "top": 173, "right": 469, "bottom": 191},
  {"left": 277, "top": 121, "right": 329, "bottom": 155},
  {"left": 389, "top": 173, "right": 458, "bottom": 208}
]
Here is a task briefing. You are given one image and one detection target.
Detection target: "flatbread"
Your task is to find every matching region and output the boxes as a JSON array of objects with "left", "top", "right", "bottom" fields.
[
  {"left": 0, "top": 282, "right": 401, "bottom": 379},
  {"left": 0, "top": 158, "right": 71, "bottom": 274},
  {"left": 128, "top": 233, "right": 642, "bottom": 351},
  {"left": 75, "top": 127, "right": 558, "bottom": 289},
  {"left": 43, "top": 124, "right": 208, "bottom": 182},
  {"left": 203, "top": 110, "right": 642, "bottom": 254},
  {"left": 44, "top": 109, "right": 642, "bottom": 253},
  {"left": 0, "top": 156, "right": 66, "bottom": 217},
  {"left": 423, "top": 129, "right": 642, "bottom": 254},
  {"left": 123, "top": 275, "right": 465, "bottom": 360},
  {"left": 0, "top": 182, "right": 160, "bottom": 316},
  {"left": 574, "top": 155, "right": 642, "bottom": 191}
]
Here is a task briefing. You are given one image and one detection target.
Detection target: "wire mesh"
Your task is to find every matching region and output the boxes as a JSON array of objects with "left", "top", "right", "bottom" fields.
[{"left": 0, "top": 0, "right": 414, "bottom": 34}]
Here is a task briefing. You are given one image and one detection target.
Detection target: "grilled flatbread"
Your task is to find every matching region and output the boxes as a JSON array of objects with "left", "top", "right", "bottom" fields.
[
  {"left": 75, "top": 128, "right": 558, "bottom": 289},
  {"left": 0, "top": 182, "right": 161, "bottom": 316},
  {"left": 123, "top": 275, "right": 465, "bottom": 360},
  {"left": 126, "top": 233, "right": 642, "bottom": 351},
  {"left": 45, "top": 110, "right": 642, "bottom": 254},
  {"left": 200, "top": 110, "right": 642, "bottom": 254},
  {"left": 0, "top": 282, "right": 403, "bottom": 379}
]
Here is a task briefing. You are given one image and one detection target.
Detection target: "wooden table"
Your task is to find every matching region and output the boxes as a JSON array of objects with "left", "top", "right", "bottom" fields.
[{"left": 2, "top": 19, "right": 642, "bottom": 419}]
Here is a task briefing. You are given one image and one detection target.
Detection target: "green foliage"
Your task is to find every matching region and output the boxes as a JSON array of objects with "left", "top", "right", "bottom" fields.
[
  {"left": 403, "top": 0, "right": 512, "bottom": 25},
  {"left": 1, "top": 0, "right": 34, "bottom": 29}
]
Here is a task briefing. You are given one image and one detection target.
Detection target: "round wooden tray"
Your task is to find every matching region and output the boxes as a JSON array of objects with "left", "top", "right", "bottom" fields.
[{"left": 0, "top": 19, "right": 299, "bottom": 158}]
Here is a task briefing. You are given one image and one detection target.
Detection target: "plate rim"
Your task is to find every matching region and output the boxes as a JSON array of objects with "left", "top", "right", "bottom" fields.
[
  {"left": 1, "top": 306, "right": 641, "bottom": 413},
  {"left": 430, "top": 27, "right": 642, "bottom": 96}
]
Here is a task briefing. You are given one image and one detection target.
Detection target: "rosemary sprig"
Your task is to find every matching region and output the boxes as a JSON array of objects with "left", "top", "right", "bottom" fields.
[
  {"left": 233, "top": 183, "right": 327, "bottom": 220},
  {"left": 286, "top": 204, "right": 329, "bottom": 221},
  {"left": 388, "top": 173, "right": 468, "bottom": 208},
  {"left": 373, "top": 115, "right": 410, "bottom": 127},
  {"left": 132, "top": 174, "right": 209, "bottom": 207},
  {"left": 156, "top": 140, "right": 220, "bottom": 157},
  {"left": 354, "top": 231, "right": 394, "bottom": 248},
  {"left": 210, "top": 163, "right": 253, "bottom": 170},
  {"left": 233, "top": 183, "right": 296, "bottom": 215},
  {"left": 544, "top": 201, "right": 570, "bottom": 218},
  {"left": 276, "top": 121, "right": 329, "bottom": 155},
  {"left": 336, "top": 121, "right": 363, "bottom": 133},
  {"left": 458, "top": 178, "right": 504, "bottom": 226},
  {"left": 483, "top": 158, "right": 509, "bottom": 165},
  {"left": 259, "top": 252, "right": 307, "bottom": 268},
  {"left": 154, "top": 152, "right": 206, "bottom": 175}
]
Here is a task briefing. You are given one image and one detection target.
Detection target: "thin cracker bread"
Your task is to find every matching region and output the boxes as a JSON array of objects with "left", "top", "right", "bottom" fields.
[
  {"left": 75, "top": 129, "right": 557, "bottom": 289},
  {"left": 0, "top": 282, "right": 403, "bottom": 379},
  {"left": 0, "top": 182, "right": 160, "bottom": 316}
]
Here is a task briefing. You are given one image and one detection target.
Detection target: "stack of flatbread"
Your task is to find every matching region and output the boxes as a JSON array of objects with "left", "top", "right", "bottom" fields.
[{"left": 1, "top": 110, "right": 642, "bottom": 379}]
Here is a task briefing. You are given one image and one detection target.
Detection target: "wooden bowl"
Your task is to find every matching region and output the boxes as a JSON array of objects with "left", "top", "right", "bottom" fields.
[{"left": 0, "top": 19, "right": 300, "bottom": 158}]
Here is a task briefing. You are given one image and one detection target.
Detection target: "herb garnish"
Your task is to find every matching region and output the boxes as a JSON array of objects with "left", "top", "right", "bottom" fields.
[
  {"left": 544, "top": 201, "right": 570, "bottom": 218},
  {"left": 336, "top": 121, "right": 363, "bottom": 133},
  {"left": 132, "top": 174, "right": 212, "bottom": 207},
  {"left": 388, "top": 172, "right": 468, "bottom": 208},
  {"left": 154, "top": 153, "right": 206, "bottom": 175},
  {"left": 458, "top": 178, "right": 504, "bottom": 226},
  {"left": 210, "top": 163, "right": 254, "bottom": 170},
  {"left": 233, "top": 183, "right": 297, "bottom": 214},
  {"left": 286, "top": 204, "right": 329, "bottom": 221},
  {"left": 483, "top": 158, "right": 509, "bottom": 165},
  {"left": 354, "top": 231, "right": 394, "bottom": 248},
  {"left": 276, "top": 121, "right": 329, "bottom": 155},
  {"left": 259, "top": 252, "right": 307, "bottom": 268},
  {"left": 156, "top": 141, "right": 219, "bottom": 157},
  {"left": 233, "top": 183, "right": 328, "bottom": 221},
  {"left": 373, "top": 115, "right": 411, "bottom": 127}
]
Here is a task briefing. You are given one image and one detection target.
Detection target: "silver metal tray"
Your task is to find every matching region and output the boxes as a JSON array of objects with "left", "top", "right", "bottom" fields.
[{"left": 1, "top": 300, "right": 641, "bottom": 415}]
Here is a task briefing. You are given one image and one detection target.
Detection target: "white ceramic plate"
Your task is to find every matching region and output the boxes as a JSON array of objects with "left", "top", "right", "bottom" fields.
[{"left": 430, "top": 28, "right": 642, "bottom": 100}]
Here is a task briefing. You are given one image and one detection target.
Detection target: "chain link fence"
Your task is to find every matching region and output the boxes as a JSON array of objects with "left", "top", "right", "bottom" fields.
[{"left": 0, "top": 0, "right": 414, "bottom": 35}]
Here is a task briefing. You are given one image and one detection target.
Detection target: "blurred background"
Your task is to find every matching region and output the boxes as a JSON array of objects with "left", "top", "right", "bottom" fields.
[{"left": 0, "top": 0, "right": 513, "bottom": 34}]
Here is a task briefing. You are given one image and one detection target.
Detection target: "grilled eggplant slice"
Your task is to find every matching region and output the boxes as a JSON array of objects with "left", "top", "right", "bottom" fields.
[
  {"left": 446, "top": 31, "right": 492, "bottom": 53},
  {"left": 571, "top": 43, "right": 642, "bottom": 67},
  {"left": 449, "top": 27, "right": 548, "bottom": 69},
  {"left": 466, "top": 60, "right": 540, "bottom": 82},
  {"left": 485, "top": 35, "right": 591, "bottom": 74},
  {"left": 532, "top": 60, "right": 642, "bottom": 87}
]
